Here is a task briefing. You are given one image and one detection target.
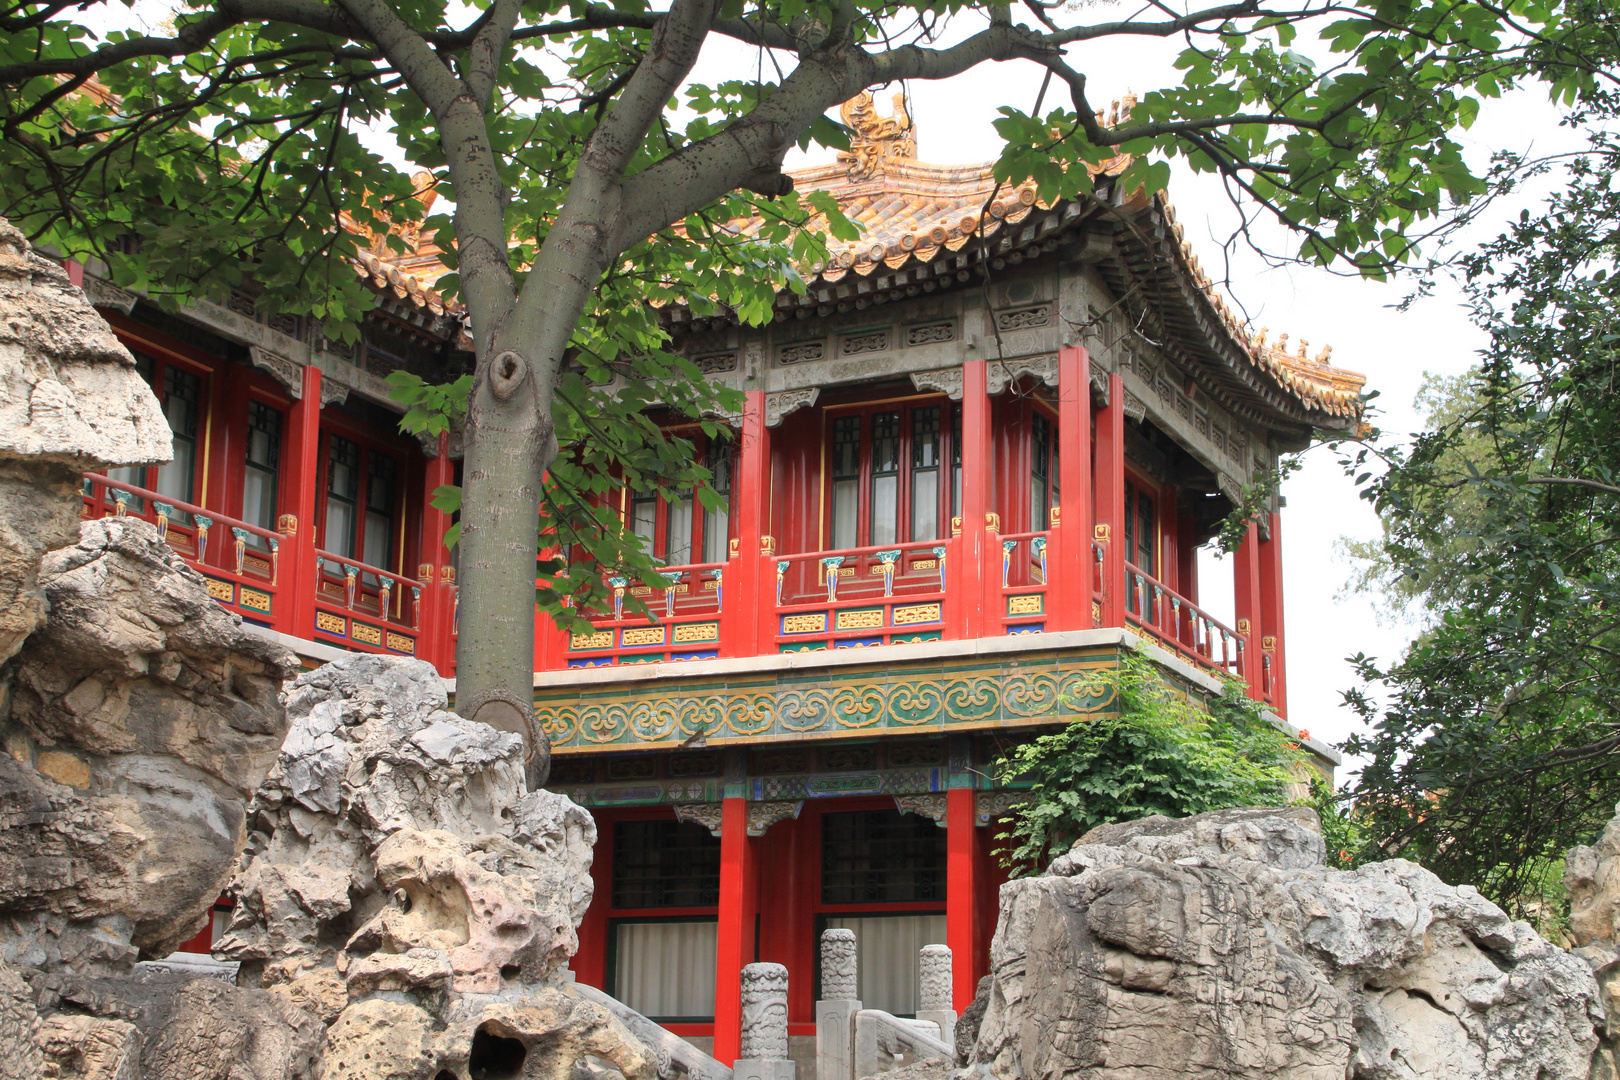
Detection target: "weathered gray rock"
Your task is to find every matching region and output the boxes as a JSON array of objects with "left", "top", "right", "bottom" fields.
[
  {"left": 0, "top": 217, "right": 168, "bottom": 665},
  {"left": 321, "top": 989, "right": 659, "bottom": 1080},
  {"left": 1566, "top": 802, "right": 1620, "bottom": 1079},
  {"left": 0, "top": 960, "right": 43, "bottom": 1080},
  {"left": 219, "top": 654, "right": 593, "bottom": 993},
  {"left": 969, "top": 806, "right": 1602, "bottom": 1080},
  {"left": 219, "top": 653, "right": 650, "bottom": 1078},
  {"left": 1, "top": 518, "right": 298, "bottom": 971}
]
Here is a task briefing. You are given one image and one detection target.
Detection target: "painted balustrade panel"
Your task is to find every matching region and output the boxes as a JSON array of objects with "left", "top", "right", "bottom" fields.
[
  {"left": 82, "top": 473, "right": 289, "bottom": 631},
  {"left": 311, "top": 548, "right": 426, "bottom": 660},
  {"left": 556, "top": 560, "right": 729, "bottom": 669},
  {"left": 1121, "top": 560, "right": 1248, "bottom": 685},
  {"left": 772, "top": 539, "right": 949, "bottom": 653}
]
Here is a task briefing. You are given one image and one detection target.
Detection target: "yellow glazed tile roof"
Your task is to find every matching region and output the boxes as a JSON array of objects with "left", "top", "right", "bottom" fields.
[{"left": 357, "top": 94, "right": 1365, "bottom": 426}]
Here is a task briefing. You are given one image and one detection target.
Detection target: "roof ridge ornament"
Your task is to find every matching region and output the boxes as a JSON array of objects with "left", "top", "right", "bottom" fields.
[{"left": 837, "top": 90, "right": 916, "bottom": 181}]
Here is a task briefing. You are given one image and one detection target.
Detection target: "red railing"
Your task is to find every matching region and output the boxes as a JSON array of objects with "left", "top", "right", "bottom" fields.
[
  {"left": 311, "top": 549, "right": 427, "bottom": 658},
  {"left": 81, "top": 473, "right": 436, "bottom": 665},
  {"left": 82, "top": 474, "right": 289, "bottom": 630},
  {"left": 553, "top": 560, "right": 729, "bottom": 667},
  {"left": 997, "top": 531, "right": 1049, "bottom": 631},
  {"left": 1123, "top": 560, "right": 1254, "bottom": 690},
  {"left": 86, "top": 471, "right": 1269, "bottom": 691},
  {"left": 773, "top": 537, "right": 950, "bottom": 650}
]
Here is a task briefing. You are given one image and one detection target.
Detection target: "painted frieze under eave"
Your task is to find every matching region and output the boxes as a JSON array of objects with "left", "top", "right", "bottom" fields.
[{"left": 534, "top": 641, "right": 1123, "bottom": 752}]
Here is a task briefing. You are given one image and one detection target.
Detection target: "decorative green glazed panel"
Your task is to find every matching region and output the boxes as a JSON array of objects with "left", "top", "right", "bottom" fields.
[{"left": 536, "top": 646, "right": 1120, "bottom": 751}]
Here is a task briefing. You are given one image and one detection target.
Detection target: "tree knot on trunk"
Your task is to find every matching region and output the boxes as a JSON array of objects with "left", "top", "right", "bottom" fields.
[{"left": 487, "top": 349, "right": 530, "bottom": 401}]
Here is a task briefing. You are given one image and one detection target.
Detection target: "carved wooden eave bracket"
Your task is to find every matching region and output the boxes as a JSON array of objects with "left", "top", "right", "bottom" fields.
[
  {"left": 985, "top": 354, "right": 1058, "bottom": 396},
  {"left": 249, "top": 345, "right": 303, "bottom": 399},
  {"left": 894, "top": 793, "right": 948, "bottom": 828},
  {"left": 909, "top": 366, "right": 964, "bottom": 400},
  {"left": 765, "top": 387, "right": 819, "bottom": 427}
]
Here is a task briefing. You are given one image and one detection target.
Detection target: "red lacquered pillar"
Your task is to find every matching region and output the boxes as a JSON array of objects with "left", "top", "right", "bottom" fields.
[
  {"left": 1233, "top": 520, "right": 1264, "bottom": 701},
  {"left": 1094, "top": 372, "right": 1127, "bottom": 630},
  {"left": 713, "top": 795, "right": 758, "bottom": 1064},
  {"left": 417, "top": 432, "right": 454, "bottom": 672},
  {"left": 1050, "top": 346, "right": 1093, "bottom": 630},
  {"left": 945, "top": 786, "right": 980, "bottom": 1012},
  {"left": 734, "top": 390, "right": 771, "bottom": 657},
  {"left": 953, "top": 361, "right": 991, "bottom": 639},
  {"left": 573, "top": 815, "right": 612, "bottom": 989},
  {"left": 1258, "top": 510, "right": 1287, "bottom": 715},
  {"left": 279, "top": 365, "right": 323, "bottom": 641}
]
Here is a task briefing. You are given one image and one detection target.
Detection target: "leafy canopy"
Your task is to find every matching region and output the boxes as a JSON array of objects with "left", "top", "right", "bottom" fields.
[
  {"left": 1341, "top": 103, "right": 1620, "bottom": 910},
  {"left": 995, "top": 655, "right": 1303, "bottom": 872},
  {"left": 5, "top": 0, "right": 1618, "bottom": 667}
]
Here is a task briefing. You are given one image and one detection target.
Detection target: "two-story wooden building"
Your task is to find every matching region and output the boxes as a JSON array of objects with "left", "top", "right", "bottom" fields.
[{"left": 74, "top": 95, "right": 1360, "bottom": 1067}]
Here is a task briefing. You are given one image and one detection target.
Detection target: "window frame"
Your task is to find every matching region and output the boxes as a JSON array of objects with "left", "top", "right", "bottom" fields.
[
  {"left": 314, "top": 424, "right": 406, "bottom": 579},
  {"left": 103, "top": 344, "right": 213, "bottom": 517},
  {"left": 620, "top": 430, "right": 737, "bottom": 569},
  {"left": 1029, "top": 408, "right": 1063, "bottom": 533},
  {"left": 240, "top": 398, "right": 284, "bottom": 547},
  {"left": 599, "top": 810, "right": 724, "bottom": 1024},
  {"left": 820, "top": 394, "right": 957, "bottom": 551}
]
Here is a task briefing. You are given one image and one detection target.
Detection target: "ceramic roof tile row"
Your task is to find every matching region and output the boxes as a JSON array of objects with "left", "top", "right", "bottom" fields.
[{"left": 355, "top": 96, "right": 1364, "bottom": 422}]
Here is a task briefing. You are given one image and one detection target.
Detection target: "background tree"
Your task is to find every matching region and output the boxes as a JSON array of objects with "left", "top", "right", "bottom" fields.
[
  {"left": 3, "top": 0, "right": 1611, "bottom": 780},
  {"left": 1341, "top": 105, "right": 1620, "bottom": 911}
]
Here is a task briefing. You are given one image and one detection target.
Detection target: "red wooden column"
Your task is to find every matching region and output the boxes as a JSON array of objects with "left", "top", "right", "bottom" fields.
[
  {"left": 1232, "top": 521, "right": 1264, "bottom": 701},
  {"left": 208, "top": 360, "right": 249, "bottom": 515},
  {"left": 279, "top": 365, "right": 323, "bottom": 641},
  {"left": 953, "top": 361, "right": 991, "bottom": 639},
  {"left": 1258, "top": 510, "right": 1287, "bottom": 716},
  {"left": 1050, "top": 346, "right": 1093, "bottom": 630},
  {"left": 945, "top": 785, "right": 979, "bottom": 1012},
  {"left": 573, "top": 816, "right": 613, "bottom": 990},
  {"left": 1094, "top": 373, "right": 1127, "bottom": 630},
  {"left": 734, "top": 390, "right": 771, "bottom": 657},
  {"left": 417, "top": 432, "right": 455, "bottom": 673},
  {"left": 713, "top": 795, "right": 759, "bottom": 1064}
]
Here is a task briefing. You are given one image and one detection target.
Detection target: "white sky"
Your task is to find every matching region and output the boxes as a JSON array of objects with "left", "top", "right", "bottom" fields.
[{"left": 81, "top": 1, "right": 1587, "bottom": 773}]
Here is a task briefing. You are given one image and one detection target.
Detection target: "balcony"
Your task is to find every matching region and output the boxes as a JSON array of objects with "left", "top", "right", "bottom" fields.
[{"left": 81, "top": 473, "right": 456, "bottom": 668}]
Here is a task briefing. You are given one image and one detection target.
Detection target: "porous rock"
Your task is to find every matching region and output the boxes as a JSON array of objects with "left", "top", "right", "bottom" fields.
[
  {"left": 1566, "top": 802, "right": 1620, "bottom": 1078},
  {"left": 969, "top": 806, "right": 1602, "bottom": 1080},
  {"left": 0, "top": 216, "right": 168, "bottom": 665},
  {"left": 322, "top": 989, "right": 659, "bottom": 1080},
  {"left": 222, "top": 653, "right": 651, "bottom": 1079},
  {"left": 1, "top": 517, "right": 298, "bottom": 970}
]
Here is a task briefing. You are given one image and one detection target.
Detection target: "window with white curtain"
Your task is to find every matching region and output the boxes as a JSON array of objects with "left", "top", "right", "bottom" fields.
[
  {"left": 611, "top": 919, "right": 718, "bottom": 1021},
  {"left": 822, "top": 914, "right": 947, "bottom": 1016}
]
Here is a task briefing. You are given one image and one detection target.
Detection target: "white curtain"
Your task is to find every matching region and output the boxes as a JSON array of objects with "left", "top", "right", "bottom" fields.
[
  {"left": 823, "top": 914, "right": 947, "bottom": 1016},
  {"left": 614, "top": 920, "right": 718, "bottom": 1020}
]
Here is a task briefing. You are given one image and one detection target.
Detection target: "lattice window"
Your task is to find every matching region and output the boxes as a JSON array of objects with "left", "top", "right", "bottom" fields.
[
  {"left": 612, "top": 820, "right": 721, "bottom": 909},
  {"left": 821, "top": 810, "right": 945, "bottom": 904}
]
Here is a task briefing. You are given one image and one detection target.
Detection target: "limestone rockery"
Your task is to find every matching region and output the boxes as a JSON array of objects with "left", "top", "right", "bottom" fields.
[{"left": 957, "top": 807, "right": 1603, "bottom": 1080}]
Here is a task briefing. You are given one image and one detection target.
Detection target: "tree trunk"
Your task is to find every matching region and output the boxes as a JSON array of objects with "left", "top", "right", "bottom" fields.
[{"left": 452, "top": 221, "right": 613, "bottom": 788}]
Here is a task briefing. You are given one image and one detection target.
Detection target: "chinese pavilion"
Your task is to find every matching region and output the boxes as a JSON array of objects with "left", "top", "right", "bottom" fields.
[{"left": 73, "top": 92, "right": 1363, "bottom": 1069}]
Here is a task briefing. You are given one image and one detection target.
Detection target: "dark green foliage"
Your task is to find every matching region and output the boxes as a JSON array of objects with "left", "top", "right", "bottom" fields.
[
  {"left": 1293, "top": 776, "right": 1366, "bottom": 870},
  {"left": 995, "top": 657, "right": 1302, "bottom": 873},
  {"left": 1342, "top": 103, "right": 1620, "bottom": 912}
]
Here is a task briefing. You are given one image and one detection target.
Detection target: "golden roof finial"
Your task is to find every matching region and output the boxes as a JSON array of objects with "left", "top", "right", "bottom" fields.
[{"left": 838, "top": 90, "right": 916, "bottom": 181}]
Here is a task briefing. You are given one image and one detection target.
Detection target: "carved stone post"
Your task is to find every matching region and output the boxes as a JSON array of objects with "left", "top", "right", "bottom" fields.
[
  {"left": 916, "top": 944, "right": 957, "bottom": 1048},
  {"left": 735, "top": 962, "right": 794, "bottom": 1080},
  {"left": 817, "top": 929, "right": 860, "bottom": 1080}
]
